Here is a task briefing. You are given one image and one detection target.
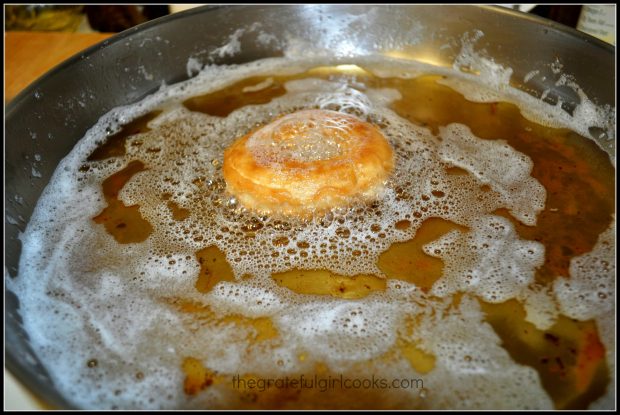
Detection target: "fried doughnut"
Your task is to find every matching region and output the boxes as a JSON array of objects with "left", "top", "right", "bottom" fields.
[{"left": 223, "top": 109, "right": 394, "bottom": 216}]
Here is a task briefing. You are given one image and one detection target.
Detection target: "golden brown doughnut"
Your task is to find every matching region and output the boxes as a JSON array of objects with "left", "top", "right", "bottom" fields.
[{"left": 222, "top": 109, "right": 394, "bottom": 216}]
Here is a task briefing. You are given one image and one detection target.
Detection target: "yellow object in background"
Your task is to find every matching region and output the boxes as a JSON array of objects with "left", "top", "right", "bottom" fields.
[
  {"left": 169, "top": 4, "right": 206, "bottom": 14},
  {"left": 5, "top": 5, "right": 85, "bottom": 32},
  {"left": 4, "top": 369, "right": 46, "bottom": 410}
]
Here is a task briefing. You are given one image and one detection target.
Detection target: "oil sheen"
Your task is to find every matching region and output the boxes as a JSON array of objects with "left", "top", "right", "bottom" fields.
[{"left": 10, "top": 57, "right": 615, "bottom": 410}]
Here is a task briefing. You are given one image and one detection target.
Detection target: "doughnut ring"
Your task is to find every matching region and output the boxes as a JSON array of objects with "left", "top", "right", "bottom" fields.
[{"left": 222, "top": 109, "right": 394, "bottom": 216}]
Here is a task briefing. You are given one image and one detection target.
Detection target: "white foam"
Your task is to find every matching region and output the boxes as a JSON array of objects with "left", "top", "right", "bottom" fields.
[
  {"left": 246, "top": 110, "right": 352, "bottom": 165},
  {"left": 553, "top": 220, "right": 615, "bottom": 321},
  {"left": 453, "top": 31, "right": 514, "bottom": 91},
  {"left": 277, "top": 299, "right": 399, "bottom": 368},
  {"left": 517, "top": 285, "right": 559, "bottom": 331},
  {"left": 437, "top": 73, "right": 615, "bottom": 147},
  {"left": 369, "top": 30, "right": 615, "bottom": 150},
  {"left": 438, "top": 123, "right": 546, "bottom": 226},
  {"left": 10, "top": 46, "right": 614, "bottom": 410},
  {"left": 211, "top": 28, "right": 244, "bottom": 59},
  {"left": 553, "top": 220, "right": 617, "bottom": 411},
  {"left": 416, "top": 295, "right": 553, "bottom": 409},
  {"left": 427, "top": 215, "right": 545, "bottom": 302}
]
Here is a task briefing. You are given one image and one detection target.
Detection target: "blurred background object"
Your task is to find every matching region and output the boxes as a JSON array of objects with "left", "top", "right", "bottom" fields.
[
  {"left": 169, "top": 4, "right": 205, "bottom": 14},
  {"left": 5, "top": 5, "right": 86, "bottom": 32},
  {"left": 497, "top": 5, "right": 583, "bottom": 28},
  {"left": 529, "top": 5, "right": 583, "bottom": 28},
  {"left": 85, "top": 5, "right": 169, "bottom": 32},
  {"left": 576, "top": 5, "right": 615, "bottom": 45},
  {"left": 496, "top": 4, "right": 538, "bottom": 13},
  {"left": 5, "top": 4, "right": 171, "bottom": 33},
  {"left": 485, "top": 5, "right": 615, "bottom": 45}
]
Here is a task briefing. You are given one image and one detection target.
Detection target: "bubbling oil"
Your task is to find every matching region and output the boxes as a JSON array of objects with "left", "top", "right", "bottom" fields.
[{"left": 10, "top": 59, "right": 615, "bottom": 410}]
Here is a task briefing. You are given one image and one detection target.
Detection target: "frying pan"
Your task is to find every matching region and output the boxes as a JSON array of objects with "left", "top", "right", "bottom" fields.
[{"left": 5, "top": 5, "right": 615, "bottom": 409}]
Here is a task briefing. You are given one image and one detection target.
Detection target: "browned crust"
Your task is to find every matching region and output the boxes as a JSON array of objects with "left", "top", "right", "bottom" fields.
[{"left": 223, "top": 110, "right": 394, "bottom": 216}]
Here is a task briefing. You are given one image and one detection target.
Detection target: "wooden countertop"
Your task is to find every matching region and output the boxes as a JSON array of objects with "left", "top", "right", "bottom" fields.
[{"left": 5, "top": 31, "right": 114, "bottom": 102}]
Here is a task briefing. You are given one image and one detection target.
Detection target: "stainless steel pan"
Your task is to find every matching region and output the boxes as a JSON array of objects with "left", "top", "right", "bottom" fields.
[{"left": 5, "top": 5, "right": 614, "bottom": 409}]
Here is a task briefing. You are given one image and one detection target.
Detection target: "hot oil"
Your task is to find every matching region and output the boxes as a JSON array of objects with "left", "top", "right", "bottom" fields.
[
  {"left": 194, "top": 245, "right": 235, "bottom": 293},
  {"left": 79, "top": 65, "right": 615, "bottom": 409},
  {"left": 480, "top": 300, "right": 609, "bottom": 410},
  {"left": 162, "top": 193, "right": 191, "bottom": 221},
  {"left": 374, "top": 75, "right": 616, "bottom": 282},
  {"left": 183, "top": 76, "right": 287, "bottom": 117},
  {"left": 271, "top": 269, "right": 386, "bottom": 299},
  {"left": 377, "top": 218, "right": 468, "bottom": 292},
  {"left": 92, "top": 160, "right": 153, "bottom": 243},
  {"left": 87, "top": 111, "right": 162, "bottom": 161}
]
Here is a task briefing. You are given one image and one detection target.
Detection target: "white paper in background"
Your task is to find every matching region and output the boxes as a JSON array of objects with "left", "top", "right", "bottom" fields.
[
  {"left": 577, "top": 5, "right": 616, "bottom": 45},
  {"left": 496, "top": 4, "right": 538, "bottom": 13}
]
